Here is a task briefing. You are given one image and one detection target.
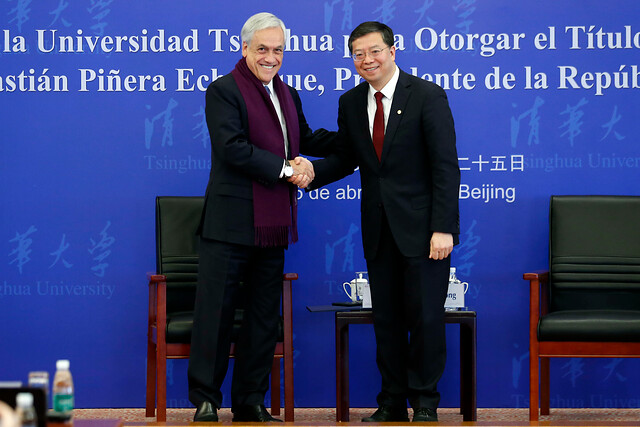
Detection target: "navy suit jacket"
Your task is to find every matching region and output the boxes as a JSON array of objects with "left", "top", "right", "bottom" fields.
[
  {"left": 313, "top": 69, "right": 460, "bottom": 259},
  {"left": 200, "top": 73, "right": 335, "bottom": 246}
]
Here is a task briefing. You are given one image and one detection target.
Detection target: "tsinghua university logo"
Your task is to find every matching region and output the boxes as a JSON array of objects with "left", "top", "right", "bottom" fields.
[{"left": 143, "top": 97, "right": 212, "bottom": 174}]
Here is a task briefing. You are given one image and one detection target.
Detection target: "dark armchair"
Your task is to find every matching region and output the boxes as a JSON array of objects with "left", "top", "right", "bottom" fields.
[
  {"left": 524, "top": 195, "right": 640, "bottom": 421},
  {"left": 145, "top": 196, "right": 296, "bottom": 421}
]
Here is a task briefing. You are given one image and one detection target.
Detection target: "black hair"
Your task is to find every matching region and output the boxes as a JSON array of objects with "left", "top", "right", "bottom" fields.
[{"left": 348, "top": 21, "right": 394, "bottom": 53}]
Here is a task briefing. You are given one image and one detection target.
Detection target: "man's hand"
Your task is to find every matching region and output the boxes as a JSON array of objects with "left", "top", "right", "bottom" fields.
[
  {"left": 287, "top": 156, "right": 314, "bottom": 188},
  {"left": 429, "top": 232, "right": 454, "bottom": 260}
]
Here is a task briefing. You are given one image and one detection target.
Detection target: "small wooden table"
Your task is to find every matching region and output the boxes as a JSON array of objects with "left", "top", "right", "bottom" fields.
[{"left": 308, "top": 306, "right": 477, "bottom": 422}]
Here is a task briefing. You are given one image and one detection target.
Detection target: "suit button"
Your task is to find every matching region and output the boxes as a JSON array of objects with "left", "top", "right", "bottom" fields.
[{"left": 377, "top": 203, "right": 382, "bottom": 208}]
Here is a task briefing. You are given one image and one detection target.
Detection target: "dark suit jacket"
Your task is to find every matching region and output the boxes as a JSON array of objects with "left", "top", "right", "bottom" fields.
[
  {"left": 200, "top": 73, "right": 335, "bottom": 246},
  {"left": 313, "top": 69, "right": 460, "bottom": 259}
]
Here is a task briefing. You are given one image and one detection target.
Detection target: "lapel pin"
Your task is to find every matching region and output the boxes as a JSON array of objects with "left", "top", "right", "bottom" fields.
[{"left": 397, "top": 109, "right": 402, "bottom": 115}]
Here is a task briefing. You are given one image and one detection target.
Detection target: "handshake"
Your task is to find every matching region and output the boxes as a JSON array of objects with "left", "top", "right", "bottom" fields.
[{"left": 287, "top": 156, "right": 315, "bottom": 189}]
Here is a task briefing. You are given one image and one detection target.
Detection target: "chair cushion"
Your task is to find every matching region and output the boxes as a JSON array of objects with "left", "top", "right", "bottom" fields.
[
  {"left": 538, "top": 310, "right": 640, "bottom": 342},
  {"left": 166, "top": 310, "right": 285, "bottom": 344},
  {"left": 166, "top": 311, "right": 195, "bottom": 343}
]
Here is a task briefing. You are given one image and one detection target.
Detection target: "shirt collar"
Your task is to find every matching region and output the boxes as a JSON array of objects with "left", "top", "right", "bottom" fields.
[{"left": 368, "top": 65, "right": 400, "bottom": 100}]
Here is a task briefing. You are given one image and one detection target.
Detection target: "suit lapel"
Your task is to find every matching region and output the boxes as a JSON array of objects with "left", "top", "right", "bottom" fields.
[
  {"left": 353, "top": 84, "right": 378, "bottom": 160},
  {"left": 381, "top": 71, "right": 411, "bottom": 163}
]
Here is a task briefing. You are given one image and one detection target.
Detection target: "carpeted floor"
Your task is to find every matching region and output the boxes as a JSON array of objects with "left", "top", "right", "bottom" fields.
[{"left": 72, "top": 407, "right": 640, "bottom": 426}]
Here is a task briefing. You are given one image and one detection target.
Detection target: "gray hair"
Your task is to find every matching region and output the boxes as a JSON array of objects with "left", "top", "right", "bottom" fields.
[{"left": 241, "top": 12, "right": 286, "bottom": 46}]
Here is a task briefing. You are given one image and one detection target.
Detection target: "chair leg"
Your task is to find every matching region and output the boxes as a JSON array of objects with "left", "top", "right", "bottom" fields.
[
  {"left": 270, "top": 357, "right": 281, "bottom": 416},
  {"left": 529, "top": 352, "right": 539, "bottom": 421},
  {"left": 145, "top": 340, "right": 157, "bottom": 417},
  {"left": 157, "top": 348, "right": 167, "bottom": 421},
  {"left": 281, "top": 276, "right": 295, "bottom": 422},
  {"left": 283, "top": 345, "right": 294, "bottom": 421},
  {"left": 540, "top": 357, "right": 550, "bottom": 415}
]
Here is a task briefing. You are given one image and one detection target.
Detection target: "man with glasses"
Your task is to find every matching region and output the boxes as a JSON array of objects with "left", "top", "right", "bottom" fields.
[
  {"left": 188, "top": 12, "right": 335, "bottom": 423},
  {"left": 312, "top": 21, "right": 460, "bottom": 422}
]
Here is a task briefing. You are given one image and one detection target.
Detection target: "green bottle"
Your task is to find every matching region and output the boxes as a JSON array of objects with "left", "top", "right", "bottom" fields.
[{"left": 52, "top": 359, "right": 74, "bottom": 413}]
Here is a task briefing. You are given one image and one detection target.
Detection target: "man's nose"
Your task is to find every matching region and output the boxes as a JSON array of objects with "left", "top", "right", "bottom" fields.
[{"left": 264, "top": 50, "right": 278, "bottom": 62}]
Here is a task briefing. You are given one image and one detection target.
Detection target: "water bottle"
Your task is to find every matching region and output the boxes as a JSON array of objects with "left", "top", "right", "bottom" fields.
[
  {"left": 52, "top": 359, "right": 74, "bottom": 413},
  {"left": 16, "top": 392, "right": 37, "bottom": 427}
]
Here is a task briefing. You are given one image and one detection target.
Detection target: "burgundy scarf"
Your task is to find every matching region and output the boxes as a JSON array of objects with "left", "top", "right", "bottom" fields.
[{"left": 231, "top": 57, "right": 300, "bottom": 247}]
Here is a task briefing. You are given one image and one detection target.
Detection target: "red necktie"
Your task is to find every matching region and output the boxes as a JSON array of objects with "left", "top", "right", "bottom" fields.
[{"left": 372, "top": 91, "right": 385, "bottom": 161}]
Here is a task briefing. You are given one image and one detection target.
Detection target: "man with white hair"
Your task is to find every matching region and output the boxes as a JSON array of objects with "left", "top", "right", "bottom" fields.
[{"left": 188, "top": 12, "right": 335, "bottom": 422}]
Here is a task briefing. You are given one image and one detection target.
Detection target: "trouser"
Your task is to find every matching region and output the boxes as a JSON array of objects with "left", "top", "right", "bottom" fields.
[
  {"left": 188, "top": 237, "right": 284, "bottom": 408},
  {"left": 366, "top": 214, "right": 450, "bottom": 410}
]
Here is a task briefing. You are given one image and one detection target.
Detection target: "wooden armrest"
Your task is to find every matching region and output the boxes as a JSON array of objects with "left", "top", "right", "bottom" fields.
[
  {"left": 523, "top": 270, "right": 550, "bottom": 332},
  {"left": 281, "top": 273, "right": 296, "bottom": 318},
  {"left": 147, "top": 273, "right": 167, "bottom": 283},
  {"left": 148, "top": 274, "right": 167, "bottom": 328},
  {"left": 523, "top": 270, "right": 549, "bottom": 283},
  {"left": 283, "top": 272, "right": 298, "bottom": 281}
]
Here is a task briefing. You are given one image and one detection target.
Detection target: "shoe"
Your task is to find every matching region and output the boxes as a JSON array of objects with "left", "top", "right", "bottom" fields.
[
  {"left": 232, "top": 404, "right": 282, "bottom": 422},
  {"left": 362, "top": 406, "right": 409, "bottom": 422},
  {"left": 412, "top": 407, "right": 438, "bottom": 422},
  {"left": 193, "top": 401, "right": 218, "bottom": 422}
]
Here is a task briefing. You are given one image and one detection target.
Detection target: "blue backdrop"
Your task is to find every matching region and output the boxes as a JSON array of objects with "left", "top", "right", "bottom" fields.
[{"left": 2, "top": 0, "right": 639, "bottom": 410}]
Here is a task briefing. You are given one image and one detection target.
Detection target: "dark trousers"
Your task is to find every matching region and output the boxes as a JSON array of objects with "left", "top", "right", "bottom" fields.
[
  {"left": 366, "top": 214, "right": 450, "bottom": 410},
  {"left": 188, "top": 236, "right": 285, "bottom": 409}
]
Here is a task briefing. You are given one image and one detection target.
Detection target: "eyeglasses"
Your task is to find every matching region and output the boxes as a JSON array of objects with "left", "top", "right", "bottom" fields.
[{"left": 351, "top": 46, "right": 391, "bottom": 62}]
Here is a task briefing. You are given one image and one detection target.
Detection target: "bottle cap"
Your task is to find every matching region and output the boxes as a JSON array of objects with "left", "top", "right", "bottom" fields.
[
  {"left": 56, "top": 359, "right": 70, "bottom": 370},
  {"left": 16, "top": 392, "right": 34, "bottom": 407}
]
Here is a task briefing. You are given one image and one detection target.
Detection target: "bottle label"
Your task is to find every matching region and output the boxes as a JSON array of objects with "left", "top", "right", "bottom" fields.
[{"left": 54, "top": 394, "right": 74, "bottom": 412}]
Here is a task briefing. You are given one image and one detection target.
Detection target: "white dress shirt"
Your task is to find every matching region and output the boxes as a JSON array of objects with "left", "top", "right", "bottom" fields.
[
  {"left": 367, "top": 65, "right": 400, "bottom": 138},
  {"left": 264, "top": 80, "right": 289, "bottom": 158},
  {"left": 264, "top": 81, "right": 291, "bottom": 178}
]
